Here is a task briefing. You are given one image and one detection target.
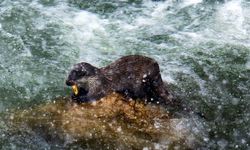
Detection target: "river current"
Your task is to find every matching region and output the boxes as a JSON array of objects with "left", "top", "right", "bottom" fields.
[{"left": 0, "top": 0, "right": 249, "bottom": 149}]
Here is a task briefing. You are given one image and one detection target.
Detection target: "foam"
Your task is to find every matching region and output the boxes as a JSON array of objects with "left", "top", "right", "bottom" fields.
[
  {"left": 182, "top": 0, "right": 203, "bottom": 8},
  {"left": 246, "top": 61, "right": 250, "bottom": 70},
  {"left": 26, "top": 1, "right": 110, "bottom": 65},
  {"left": 0, "top": 102, "right": 4, "bottom": 112},
  {"left": 216, "top": 0, "right": 246, "bottom": 36}
]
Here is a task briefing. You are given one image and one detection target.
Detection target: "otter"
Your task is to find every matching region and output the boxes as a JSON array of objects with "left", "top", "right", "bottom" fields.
[{"left": 66, "top": 55, "right": 174, "bottom": 106}]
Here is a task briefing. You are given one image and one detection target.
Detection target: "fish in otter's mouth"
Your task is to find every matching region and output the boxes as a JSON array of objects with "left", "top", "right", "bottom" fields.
[
  {"left": 72, "top": 85, "right": 78, "bottom": 95},
  {"left": 65, "top": 79, "right": 90, "bottom": 101},
  {"left": 65, "top": 62, "right": 101, "bottom": 102},
  {"left": 65, "top": 80, "right": 80, "bottom": 96}
]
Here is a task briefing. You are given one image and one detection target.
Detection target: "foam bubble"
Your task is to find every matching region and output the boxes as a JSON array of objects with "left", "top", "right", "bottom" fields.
[
  {"left": 182, "top": 0, "right": 203, "bottom": 8},
  {"left": 231, "top": 98, "right": 240, "bottom": 105},
  {"left": 150, "top": 1, "right": 171, "bottom": 18},
  {"left": 71, "top": 11, "right": 106, "bottom": 34},
  {"left": 246, "top": 61, "right": 250, "bottom": 70},
  {"left": 217, "top": 139, "right": 228, "bottom": 149}
]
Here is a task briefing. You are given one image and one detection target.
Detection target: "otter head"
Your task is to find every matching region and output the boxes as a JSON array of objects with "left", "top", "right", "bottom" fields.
[{"left": 66, "top": 62, "right": 100, "bottom": 101}]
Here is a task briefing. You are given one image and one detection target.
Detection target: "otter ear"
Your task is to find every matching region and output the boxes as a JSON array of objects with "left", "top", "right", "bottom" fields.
[
  {"left": 78, "top": 62, "right": 99, "bottom": 76},
  {"left": 94, "top": 68, "right": 101, "bottom": 75}
]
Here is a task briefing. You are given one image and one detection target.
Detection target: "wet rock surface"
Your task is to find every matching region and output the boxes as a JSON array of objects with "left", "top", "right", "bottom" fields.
[{"left": 3, "top": 93, "right": 205, "bottom": 149}]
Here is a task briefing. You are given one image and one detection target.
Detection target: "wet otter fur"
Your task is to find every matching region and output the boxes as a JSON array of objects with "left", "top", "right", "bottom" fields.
[{"left": 66, "top": 55, "right": 174, "bottom": 106}]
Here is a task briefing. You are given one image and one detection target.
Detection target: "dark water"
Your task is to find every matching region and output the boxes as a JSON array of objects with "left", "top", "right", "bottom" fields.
[{"left": 0, "top": 0, "right": 249, "bottom": 149}]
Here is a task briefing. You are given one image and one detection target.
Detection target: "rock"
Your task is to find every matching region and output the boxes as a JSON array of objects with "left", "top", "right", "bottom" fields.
[{"left": 6, "top": 93, "right": 205, "bottom": 149}]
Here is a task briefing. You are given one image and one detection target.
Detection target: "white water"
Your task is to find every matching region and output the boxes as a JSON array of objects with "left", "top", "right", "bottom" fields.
[{"left": 0, "top": 0, "right": 249, "bottom": 149}]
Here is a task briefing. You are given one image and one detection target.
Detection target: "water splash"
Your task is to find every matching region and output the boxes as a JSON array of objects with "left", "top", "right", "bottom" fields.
[
  {"left": 182, "top": 0, "right": 203, "bottom": 8},
  {"left": 216, "top": 0, "right": 247, "bottom": 39},
  {"left": 246, "top": 61, "right": 250, "bottom": 70},
  {"left": 0, "top": 0, "right": 249, "bottom": 149}
]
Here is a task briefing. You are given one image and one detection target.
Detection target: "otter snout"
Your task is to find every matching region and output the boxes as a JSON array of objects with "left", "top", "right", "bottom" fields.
[{"left": 66, "top": 80, "right": 76, "bottom": 86}]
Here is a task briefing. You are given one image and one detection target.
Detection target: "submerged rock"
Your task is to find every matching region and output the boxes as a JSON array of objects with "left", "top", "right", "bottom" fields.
[{"left": 5, "top": 93, "right": 206, "bottom": 149}]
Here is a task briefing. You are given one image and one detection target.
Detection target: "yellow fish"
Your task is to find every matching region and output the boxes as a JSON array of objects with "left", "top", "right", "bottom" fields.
[{"left": 72, "top": 85, "right": 78, "bottom": 95}]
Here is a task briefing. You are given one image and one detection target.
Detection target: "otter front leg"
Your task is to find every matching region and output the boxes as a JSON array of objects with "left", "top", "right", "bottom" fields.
[
  {"left": 152, "top": 74, "right": 187, "bottom": 112},
  {"left": 71, "top": 94, "right": 91, "bottom": 103},
  {"left": 150, "top": 74, "right": 173, "bottom": 105}
]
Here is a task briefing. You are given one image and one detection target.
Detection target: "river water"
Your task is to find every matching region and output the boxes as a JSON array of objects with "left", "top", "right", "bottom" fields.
[{"left": 0, "top": 0, "right": 249, "bottom": 149}]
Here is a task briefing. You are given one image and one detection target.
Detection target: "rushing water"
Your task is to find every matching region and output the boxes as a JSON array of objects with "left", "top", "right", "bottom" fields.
[{"left": 0, "top": 0, "right": 250, "bottom": 149}]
